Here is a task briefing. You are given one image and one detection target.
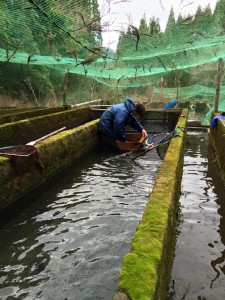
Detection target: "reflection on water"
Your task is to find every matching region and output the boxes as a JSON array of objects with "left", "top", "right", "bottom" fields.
[
  {"left": 168, "top": 131, "right": 225, "bottom": 300},
  {"left": 0, "top": 150, "right": 161, "bottom": 300}
]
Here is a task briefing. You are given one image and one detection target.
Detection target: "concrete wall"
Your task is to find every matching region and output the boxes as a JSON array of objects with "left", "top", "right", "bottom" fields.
[
  {"left": 0, "top": 107, "right": 92, "bottom": 147},
  {"left": 0, "top": 120, "right": 99, "bottom": 209},
  {"left": 0, "top": 107, "right": 44, "bottom": 116},
  {"left": 209, "top": 112, "right": 225, "bottom": 184},
  {"left": 113, "top": 109, "right": 188, "bottom": 300},
  {"left": 90, "top": 108, "right": 181, "bottom": 133},
  {"left": 0, "top": 106, "right": 66, "bottom": 124}
]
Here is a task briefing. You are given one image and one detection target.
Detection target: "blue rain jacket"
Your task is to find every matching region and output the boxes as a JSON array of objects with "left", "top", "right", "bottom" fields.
[
  {"left": 164, "top": 99, "right": 179, "bottom": 110},
  {"left": 98, "top": 98, "right": 143, "bottom": 142},
  {"left": 211, "top": 115, "right": 225, "bottom": 129}
]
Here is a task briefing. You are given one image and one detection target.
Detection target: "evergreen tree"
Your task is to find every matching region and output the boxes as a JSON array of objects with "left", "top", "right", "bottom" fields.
[
  {"left": 175, "top": 14, "right": 188, "bottom": 46},
  {"left": 149, "top": 16, "right": 161, "bottom": 36},
  {"left": 116, "top": 31, "right": 127, "bottom": 55},
  {"left": 213, "top": 0, "right": 225, "bottom": 33},
  {"left": 139, "top": 15, "right": 149, "bottom": 35},
  {"left": 148, "top": 17, "right": 161, "bottom": 50},
  {"left": 0, "top": 0, "right": 103, "bottom": 102},
  {"left": 164, "top": 7, "right": 176, "bottom": 46},
  {"left": 116, "top": 27, "right": 136, "bottom": 55},
  {"left": 138, "top": 15, "right": 150, "bottom": 51},
  {"left": 194, "top": 5, "right": 214, "bottom": 36}
]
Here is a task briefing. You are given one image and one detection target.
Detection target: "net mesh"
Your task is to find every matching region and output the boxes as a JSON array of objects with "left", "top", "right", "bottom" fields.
[
  {"left": 143, "top": 130, "right": 179, "bottom": 148},
  {"left": 0, "top": 145, "right": 39, "bottom": 170},
  {"left": 1, "top": 0, "right": 225, "bottom": 122},
  {"left": 131, "top": 129, "right": 179, "bottom": 160},
  {"left": 0, "top": 145, "right": 37, "bottom": 157}
]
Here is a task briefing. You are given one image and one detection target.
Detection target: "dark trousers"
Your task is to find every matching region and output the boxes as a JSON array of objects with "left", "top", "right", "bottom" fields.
[{"left": 98, "top": 130, "right": 118, "bottom": 152}]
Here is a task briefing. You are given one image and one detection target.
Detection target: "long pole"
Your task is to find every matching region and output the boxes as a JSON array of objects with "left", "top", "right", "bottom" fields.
[
  {"left": 63, "top": 72, "right": 69, "bottom": 106},
  {"left": 215, "top": 58, "right": 223, "bottom": 113},
  {"left": 176, "top": 69, "right": 179, "bottom": 100},
  {"left": 26, "top": 127, "right": 66, "bottom": 146}
]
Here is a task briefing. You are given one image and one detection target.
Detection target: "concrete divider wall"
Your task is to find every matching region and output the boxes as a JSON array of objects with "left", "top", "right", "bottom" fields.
[
  {"left": 209, "top": 112, "right": 225, "bottom": 185},
  {"left": 113, "top": 109, "right": 188, "bottom": 300},
  {"left": 0, "top": 107, "right": 92, "bottom": 147},
  {"left": 90, "top": 108, "right": 181, "bottom": 123},
  {"left": 0, "top": 107, "right": 45, "bottom": 116},
  {"left": 0, "top": 106, "right": 66, "bottom": 124},
  {"left": 0, "top": 119, "right": 99, "bottom": 209}
]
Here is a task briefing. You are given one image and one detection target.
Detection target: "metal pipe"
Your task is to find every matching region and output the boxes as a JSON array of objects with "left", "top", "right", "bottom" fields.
[{"left": 71, "top": 99, "right": 103, "bottom": 108}]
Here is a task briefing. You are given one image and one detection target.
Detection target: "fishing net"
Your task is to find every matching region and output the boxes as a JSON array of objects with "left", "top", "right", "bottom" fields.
[
  {"left": 155, "top": 130, "right": 180, "bottom": 159},
  {"left": 143, "top": 132, "right": 169, "bottom": 148},
  {"left": 0, "top": 145, "right": 40, "bottom": 171},
  {"left": 156, "top": 143, "right": 170, "bottom": 160},
  {"left": 1, "top": 1, "right": 225, "bottom": 118},
  {"left": 0, "top": 145, "right": 37, "bottom": 157},
  {"left": 142, "top": 130, "right": 179, "bottom": 149},
  {"left": 131, "top": 129, "right": 179, "bottom": 160}
]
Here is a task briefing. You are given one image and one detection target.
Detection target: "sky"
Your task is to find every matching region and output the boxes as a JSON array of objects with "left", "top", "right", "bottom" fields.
[{"left": 97, "top": 0, "right": 218, "bottom": 50}]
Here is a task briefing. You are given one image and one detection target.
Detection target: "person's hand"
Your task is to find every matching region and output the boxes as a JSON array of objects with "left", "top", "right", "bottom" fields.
[{"left": 141, "top": 129, "right": 148, "bottom": 139}]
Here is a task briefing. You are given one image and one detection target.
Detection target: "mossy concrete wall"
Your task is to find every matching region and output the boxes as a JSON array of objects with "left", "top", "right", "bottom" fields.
[
  {"left": 0, "top": 107, "right": 92, "bottom": 147},
  {"left": 0, "top": 106, "right": 66, "bottom": 124},
  {"left": 209, "top": 112, "right": 225, "bottom": 185},
  {"left": 113, "top": 109, "right": 188, "bottom": 300},
  {"left": 90, "top": 108, "right": 180, "bottom": 123},
  {"left": 0, "top": 119, "right": 99, "bottom": 209},
  {"left": 90, "top": 109, "right": 180, "bottom": 134},
  {"left": 0, "top": 107, "right": 45, "bottom": 116}
]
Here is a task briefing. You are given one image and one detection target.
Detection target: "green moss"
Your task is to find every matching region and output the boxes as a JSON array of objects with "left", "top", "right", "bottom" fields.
[
  {"left": 0, "top": 119, "right": 99, "bottom": 208},
  {"left": 0, "top": 169, "right": 44, "bottom": 208},
  {"left": 0, "top": 107, "right": 92, "bottom": 147},
  {"left": 37, "top": 120, "right": 99, "bottom": 177},
  {"left": 0, "top": 107, "right": 65, "bottom": 125},
  {"left": 118, "top": 252, "right": 160, "bottom": 300},
  {"left": 0, "top": 156, "right": 12, "bottom": 184}
]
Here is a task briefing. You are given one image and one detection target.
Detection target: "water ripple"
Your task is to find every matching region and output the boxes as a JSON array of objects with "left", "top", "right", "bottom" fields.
[
  {"left": 0, "top": 149, "right": 161, "bottom": 300},
  {"left": 168, "top": 131, "right": 225, "bottom": 300}
]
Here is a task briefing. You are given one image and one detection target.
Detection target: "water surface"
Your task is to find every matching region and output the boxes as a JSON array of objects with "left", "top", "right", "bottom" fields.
[
  {"left": 168, "top": 131, "right": 225, "bottom": 300},
  {"left": 0, "top": 149, "right": 161, "bottom": 300}
]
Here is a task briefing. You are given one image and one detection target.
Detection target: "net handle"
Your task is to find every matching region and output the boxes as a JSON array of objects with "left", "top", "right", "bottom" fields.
[
  {"left": 131, "top": 143, "right": 155, "bottom": 161},
  {"left": 26, "top": 127, "right": 66, "bottom": 146}
]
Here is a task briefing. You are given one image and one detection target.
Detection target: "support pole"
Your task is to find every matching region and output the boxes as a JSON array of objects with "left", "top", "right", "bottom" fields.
[
  {"left": 215, "top": 58, "right": 223, "bottom": 113},
  {"left": 89, "top": 80, "right": 95, "bottom": 106},
  {"left": 63, "top": 72, "right": 69, "bottom": 107},
  {"left": 176, "top": 69, "right": 180, "bottom": 100}
]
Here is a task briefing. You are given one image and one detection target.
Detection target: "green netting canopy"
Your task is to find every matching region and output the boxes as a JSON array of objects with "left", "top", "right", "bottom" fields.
[{"left": 1, "top": 0, "right": 225, "bottom": 112}]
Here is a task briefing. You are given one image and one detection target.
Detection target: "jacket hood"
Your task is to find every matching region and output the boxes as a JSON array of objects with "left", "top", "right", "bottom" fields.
[{"left": 124, "top": 98, "right": 137, "bottom": 112}]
